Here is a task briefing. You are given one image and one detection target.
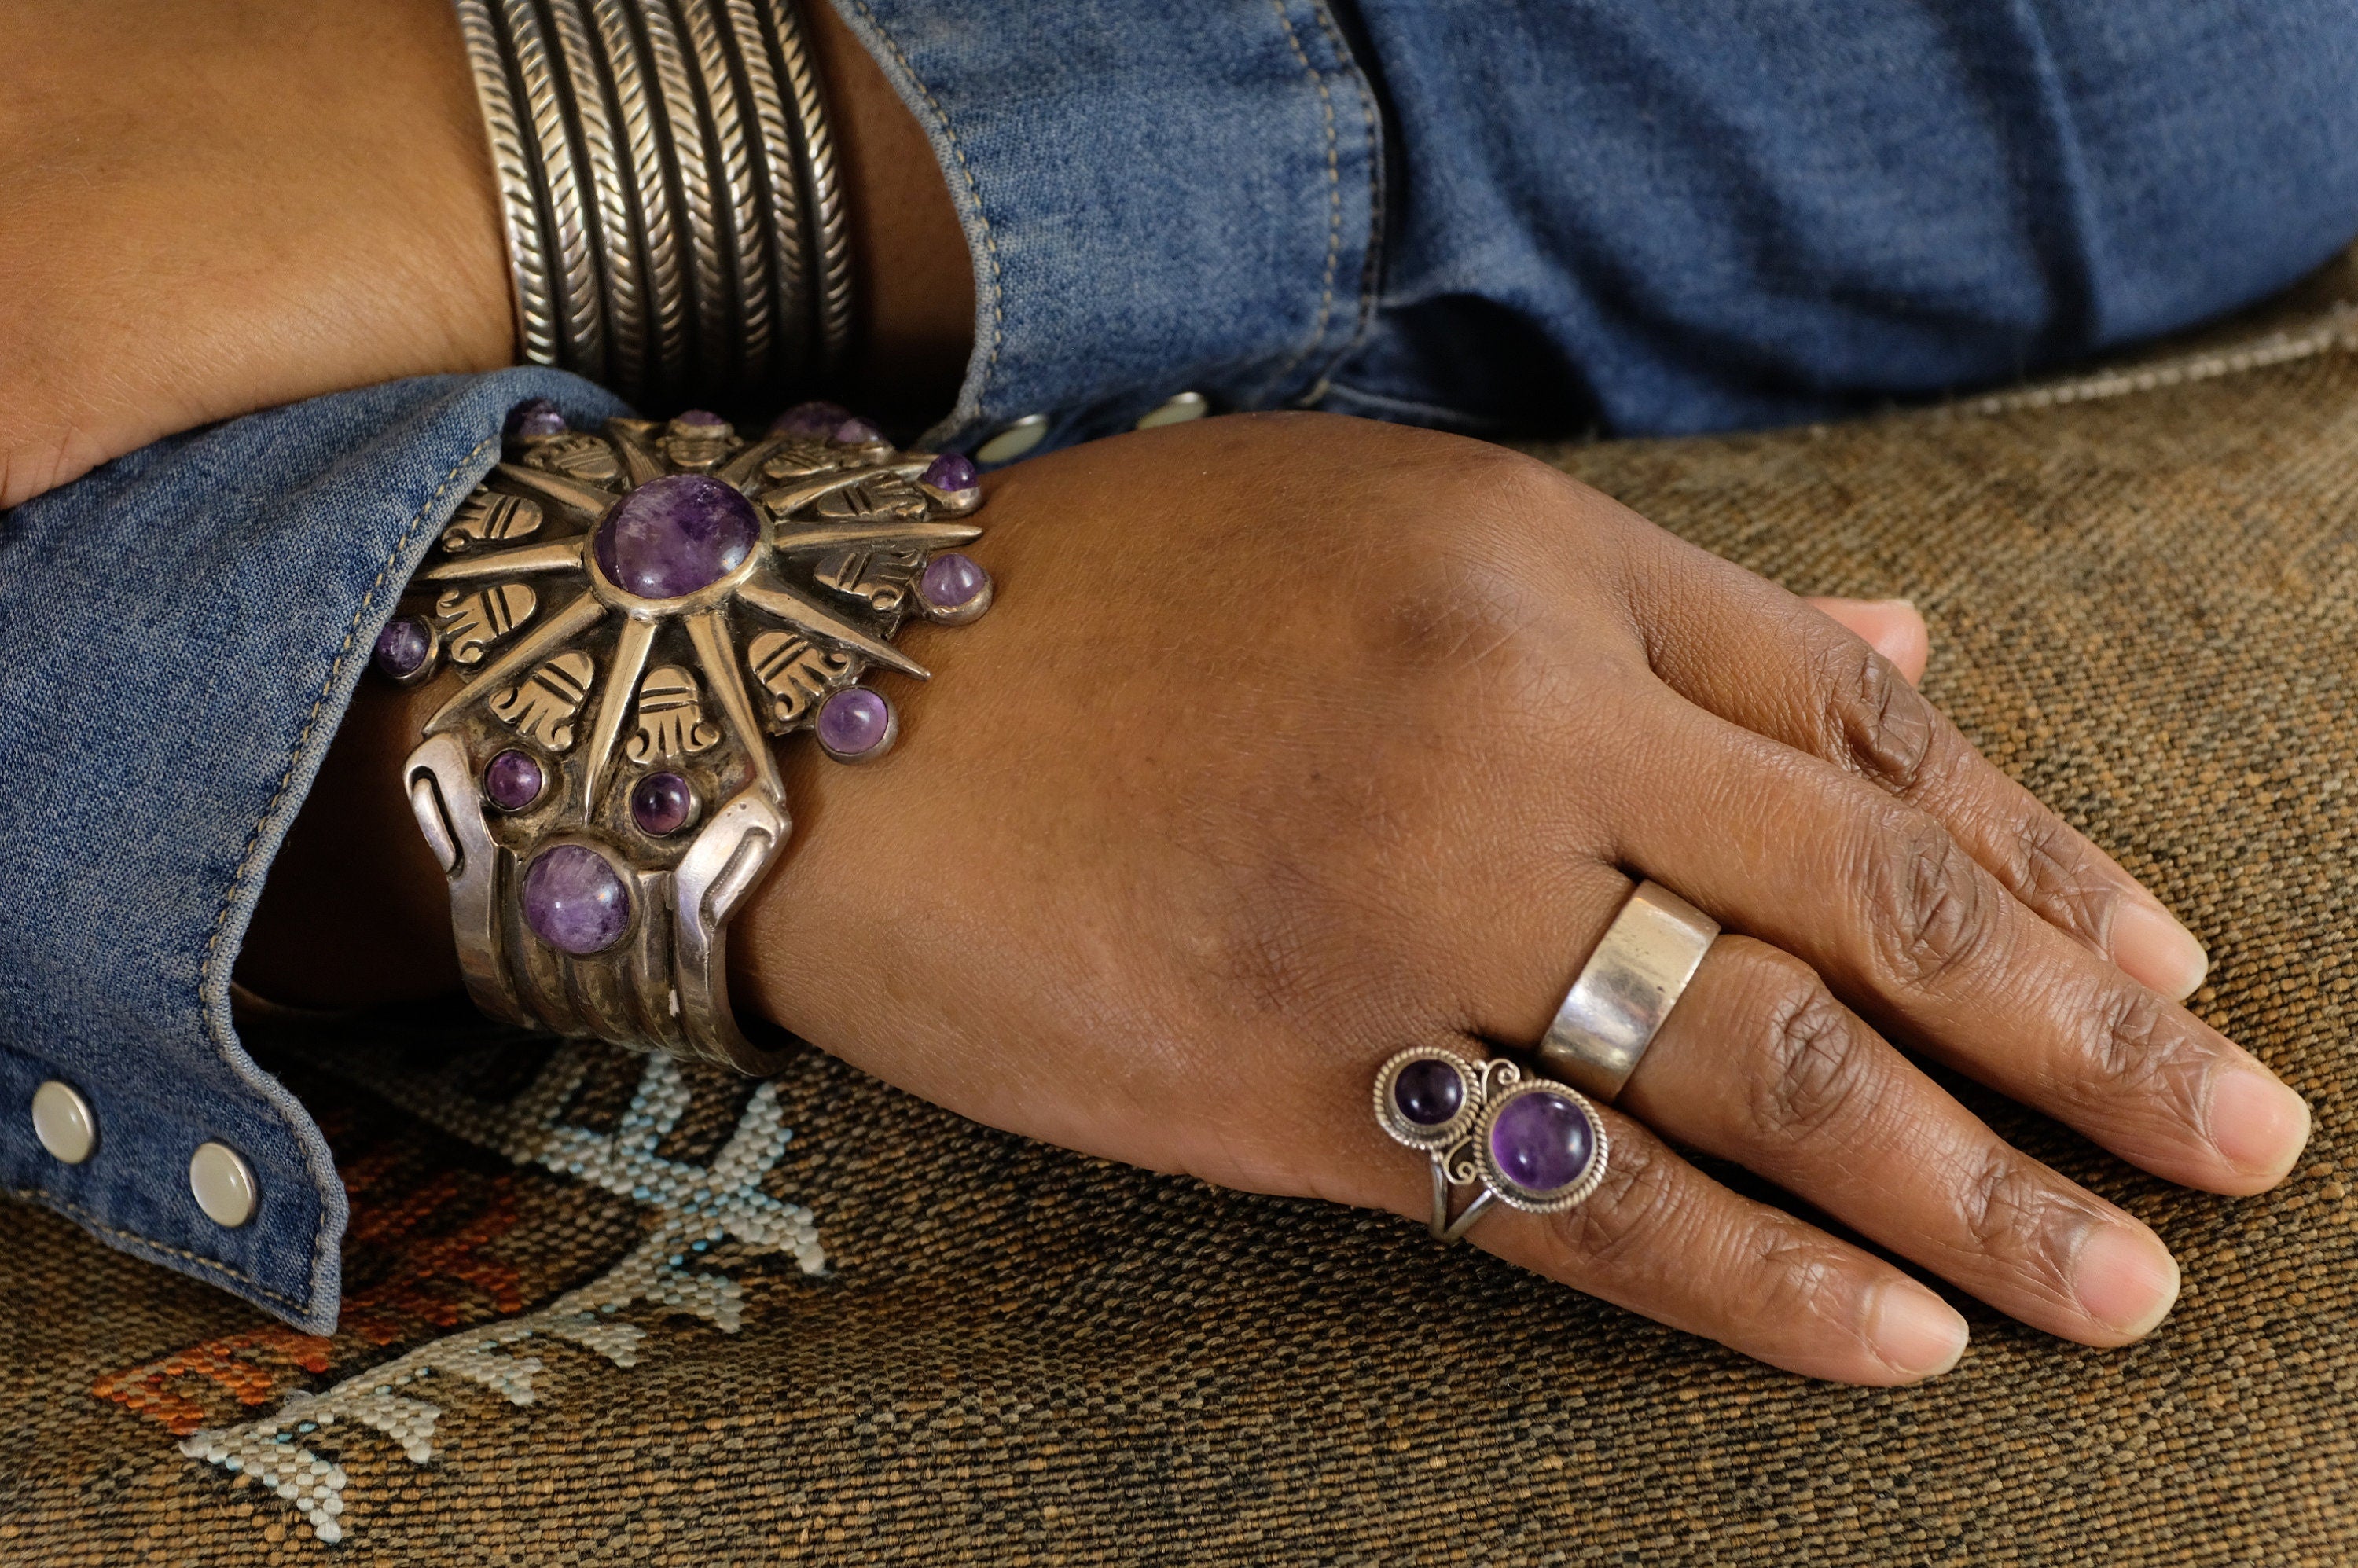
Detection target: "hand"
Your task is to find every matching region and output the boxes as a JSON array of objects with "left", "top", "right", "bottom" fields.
[{"left": 700, "top": 412, "right": 2305, "bottom": 1384}]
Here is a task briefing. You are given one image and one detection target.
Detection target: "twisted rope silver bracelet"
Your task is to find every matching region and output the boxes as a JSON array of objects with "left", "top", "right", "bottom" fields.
[{"left": 453, "top": 0, "right": 854, "bottom": 406}]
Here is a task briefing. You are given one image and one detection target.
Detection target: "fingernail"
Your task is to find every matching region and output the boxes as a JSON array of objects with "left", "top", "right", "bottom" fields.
[
  {"left": 2110, "top": 899, "right": 2209, "bottom": 1001},
  {"left": 2071, "top": 1224, "right": 2181, "bottom": 1338},
  {"left": 2207, "top": 1067, "right": 2312, "bottom": 1181},
  {"left": 1869, "top": 1280, "right": 1970, "bottom": 1379}
]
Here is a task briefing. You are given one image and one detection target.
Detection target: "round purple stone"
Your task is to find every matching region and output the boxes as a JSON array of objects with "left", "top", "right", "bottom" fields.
[
  {"left": 630, "top": 772, "right": 695, "bottom": 837},
  {"left": 833, "top": 416, "right": 885, "bottom": 445},
  {"left": 770, "top": 401, "right": 850, "bottom": 436},
  {"left": 1489, "top": 1089, "right": 1595, "bottom": 1196},
  {"left": 920, "top": 452, "right": 979, "bottom": 493},
  {"left": 916, "top": 553, "right": 988, "bottom": 614},
  {"left": 593, "top": 473, "right": 760, "bottom": 599},
  {"left": 1392, "top": 1059, "right": 1465, "bottom": 1126},
  {"left": 372, "top": 616, "right": 431, "bottom": 680},
  {"left": 505, "top": 398, "right": 566, "bottom": 439},
  {"left": 483, "top": 749, "right": 545, "bottom": 812},
  {"left": 674, "top": 409, "right": 726, "bottom": 427},
  {"left": 816, "top": 688, "right": 892, "bottom": 758},
  {"left": 521, "top": 844, "right": 633, "bottom": 955}
]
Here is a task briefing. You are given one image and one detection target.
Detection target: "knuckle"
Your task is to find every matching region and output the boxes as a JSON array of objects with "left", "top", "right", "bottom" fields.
[
  {"left": 1956, "top": 1147, "right": 2083, "bottom": 1296},
  {"left": 1737, "top": 950, "right": 1881, "bottom": 1141},
  {"left": 1856, "top": 809, "right": 2002, "bottom": 988},
  {"left": 1744, "top": 1225, "right": 1860, "bottom": 1333},
  {"left": 1815, "top": 636, "right": 1939, "bottom": 792},
  {"left": 2078, "top": 980, "right": 2208, "bottom": 1115},
  {"left": 2003, "top": 809, "right": 2121, "bottom": 946},
  {"left": 1547, "top": 1130, "right": 1682, "bottom": 1272}
]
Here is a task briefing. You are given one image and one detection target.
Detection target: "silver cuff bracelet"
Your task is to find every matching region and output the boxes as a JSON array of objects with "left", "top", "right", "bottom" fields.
[{"left": 375, "top": 400, "right": 990, "bottom": 1072}]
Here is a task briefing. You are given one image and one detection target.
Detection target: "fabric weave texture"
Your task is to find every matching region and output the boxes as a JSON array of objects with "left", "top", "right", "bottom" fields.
[{"left": 6, "top": 278, "right": 2358, "bottom": 1564}]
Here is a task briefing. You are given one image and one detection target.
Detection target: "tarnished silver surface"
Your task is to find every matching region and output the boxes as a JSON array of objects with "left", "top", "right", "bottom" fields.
[
  {"left": 452, "top": 0, "right": 852, "bottom": 401},
  {"left": 674, "top": 0, "right": 772, "bottom": 393},
  {"left": 1537, "top": 879, "right": 1720, "bottom": 1102},
  {"left": 500, "top": 0, "right": 608, "bottom": 382},
  {"left": 721, "top": 0, "right": 812, "bottom": 381},
  {"left": 545, "top": 0, "right": 646, "bottom": 396},
  {"left": 634, "top": 0, "right": 733, "bottom": 388},
  {"left": 767, "top": 0, "right": 854, "bottom": 373},
  {"left": 395, "top": 413, "right": 989, "bottom": 1073},
  {"left": 589, "top": 0, "right": 690, "bottom": 398},
  {"left": 454, "top": 0, "right": 560, "bottom": 366},
  {"left": 1374, "top": 1050, "right": 1611, "bottom": 1243}
]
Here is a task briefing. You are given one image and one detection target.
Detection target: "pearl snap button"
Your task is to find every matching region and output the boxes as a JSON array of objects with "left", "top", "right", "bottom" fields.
[
  {"left": 31, "top": 1081, "right": 96, "bottom": 1165},
  {"left": 1135, "top": 391, "right": 1208, "bottom": 430},
  {"left": 973, "top": 413, "right": 1049, "bottom": 464},
  {"left": 189, "top": 1142, "right": 258, "bottom": 1228}
]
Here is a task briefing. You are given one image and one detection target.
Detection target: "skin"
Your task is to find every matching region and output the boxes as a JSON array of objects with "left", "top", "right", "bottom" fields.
[{"left": 0, "top": 2, "right": 2308, "bottom": 1383}]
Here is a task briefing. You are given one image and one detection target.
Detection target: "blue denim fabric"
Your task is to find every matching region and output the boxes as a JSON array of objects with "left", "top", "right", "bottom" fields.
[
  {"left": 865, "top": 0, "right": 2358, "bottom": 455},
  {"left": 0, "top": 372, "right": 622, "bottom": 1331},
  {"left": 6, "top": 1, "right": 2358, "bottom": 1327}
]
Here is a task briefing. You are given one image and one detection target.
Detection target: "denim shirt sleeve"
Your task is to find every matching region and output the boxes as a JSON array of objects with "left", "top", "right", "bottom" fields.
[
  {"left": 851, "top": 0, "right": 2358, "bottom": 451},
  {"left": 0, "top": 370, "right": 623, "bottom": 1331},
  {"left": 830, "top": 0, "right": 1385, "bottom": 460}
]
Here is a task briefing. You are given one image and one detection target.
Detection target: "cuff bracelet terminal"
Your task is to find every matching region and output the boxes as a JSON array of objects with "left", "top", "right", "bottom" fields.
[
  {"left": 453, "top": 0, "right": 853, "bottom": 409},
  {"left": 373, "top": 402, "right": 991, "bottom": 1071}
]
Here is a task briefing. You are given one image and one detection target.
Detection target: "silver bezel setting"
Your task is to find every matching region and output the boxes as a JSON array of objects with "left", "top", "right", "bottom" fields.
[
  {"left": 1468, "top": 1078, "right": 1611, "bottom": 1214},
  {"left": 396, "top": 411, "right": 989, "bottom": 1073},
  {"left": 1373, "top": 1049, "right": 1609, "bottom": 1242},
  {"left": 1372, "top": 1048, "right": 1482, "bottom": 1151}
]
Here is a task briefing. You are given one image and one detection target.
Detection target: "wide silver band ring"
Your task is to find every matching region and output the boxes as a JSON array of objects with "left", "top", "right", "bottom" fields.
[{"left": 1536, "top": 879, "right": 1720, "bottom": 1103}]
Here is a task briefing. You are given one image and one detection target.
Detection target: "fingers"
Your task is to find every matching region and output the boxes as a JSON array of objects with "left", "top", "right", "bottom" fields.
[
  {"left": 1450, "top": 1093, "right": 1971, "bottom": 1385},
  {"left": 1805, "top": 596, "right": 1926, "bottom": 685},
  {"left": 1640, "top": 538, "right": 2207, "bottom": 1001},
  {"left": 1614, "top": 691, "right": 2310, "bottom": 1195},
  {"left": 1618, "top": 935, "right": 2180, "bottom": 1344}
]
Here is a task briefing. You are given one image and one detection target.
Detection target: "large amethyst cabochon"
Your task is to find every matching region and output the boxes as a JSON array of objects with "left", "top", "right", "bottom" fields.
[
  {"left": 593, "top": 473, "right": 761, "bottom": 599},
  {"left": 521, "top": 844, "right": 633, "bottom": 955},
  {"left": 1488, "top": 1089, "right": 1594, "bottom": 1195}
]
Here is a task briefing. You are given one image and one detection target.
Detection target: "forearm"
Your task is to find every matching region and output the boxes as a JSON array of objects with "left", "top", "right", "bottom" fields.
[{"left": 0, "top": 0, "right": 968, "bottom": 508}]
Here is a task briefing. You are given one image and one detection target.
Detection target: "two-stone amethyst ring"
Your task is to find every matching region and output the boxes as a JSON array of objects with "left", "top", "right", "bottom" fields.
[
  {"left": 1376, "top": 1048, "right": 1611, "bottom": 1242},
  {"left": 381, "top": 397, "right": 994, "bottom": 1074}
]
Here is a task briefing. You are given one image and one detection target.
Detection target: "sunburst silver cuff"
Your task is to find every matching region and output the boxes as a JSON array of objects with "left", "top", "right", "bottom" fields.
[{"left": 375, "top": 399, "right": 989, "bottom": 1072}]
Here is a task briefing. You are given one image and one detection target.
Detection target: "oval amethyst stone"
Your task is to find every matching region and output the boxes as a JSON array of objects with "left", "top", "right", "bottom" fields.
[
  {"left": 372, "top": 616, "right": 431, "bottom": 680},
  {"left": 630, "top": 772, "right": 695, "bottom": 837},
  {"left": 593, "top": 473, "right": 761, "bottom": 599},
  {"left": 920, "top": 452, "right": 979, "bottom": 493},
  {"left": 521, "top": 844, "right": 632, "bottom": 955},
  {"left": 916, "top": 552, "right": 988, "bottom": 613},
  {"left": 1392, "top": 1059, "right": 1464, "bottom": 1126},
  {"left": 674, "top": 409, "right": 726, "bottom": 428},
  {"left": 833, "top": 416, "right": 885, "bottom": 445},
  {"left": 483, "top": 749, "right": 545, "bottom": 812},
  {"left": 816, "top": 688, "right": 892, "bottom": 758},
  {"left": 505, "top": 398, "right": 566, "bottom": 439},
  {"left": 1489, "top": 1089, "right": 1595, "bottom": 1196},
  {"left": 770, "top": 401, "right": 850, "bottom": 436}
]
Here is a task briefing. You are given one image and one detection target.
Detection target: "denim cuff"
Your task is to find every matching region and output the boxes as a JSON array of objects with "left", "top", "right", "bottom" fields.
[
  {"left": 0, "top": 369, "right": 625, "bottom": 1331},
  {"left": 827, "top": 0, "right": 1384, "bottom": 463}
]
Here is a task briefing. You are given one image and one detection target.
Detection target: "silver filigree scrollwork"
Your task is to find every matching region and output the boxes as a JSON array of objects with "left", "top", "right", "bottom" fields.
[{"left": 398, "top": 409, "right": 990, "bottom": 1073}]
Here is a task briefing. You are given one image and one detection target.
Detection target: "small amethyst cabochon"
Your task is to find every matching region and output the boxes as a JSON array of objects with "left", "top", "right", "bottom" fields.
[{"left": 816, "top": 688, "right": 893, "bottom": 758}]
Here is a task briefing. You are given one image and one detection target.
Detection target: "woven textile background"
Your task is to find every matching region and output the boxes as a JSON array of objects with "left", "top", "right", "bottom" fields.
[{"left": 6, "top": 283, "right": 2358, "bottom": 1563}]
